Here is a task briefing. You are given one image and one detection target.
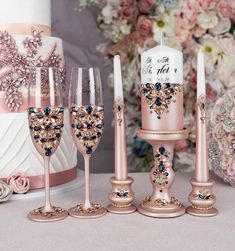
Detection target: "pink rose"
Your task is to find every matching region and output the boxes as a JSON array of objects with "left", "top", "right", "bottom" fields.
[
  {"left": 136, "top": 15, "right": 153, "bottom": 38},
  {"left": 175, "top": 139, "right": 189, "bottom": 152},
  {"left": 7, "top": 173, "right": 30, "bottom": 194},
  {"left": 138, "top": 0, "right": 154, "bottom": 13},
  {"left": 227, "top": 162, "right": 235, "bottom": 177},
  {"left": 123, "top": 0, "right": 134, "bottom": 7},
  {"left": 119, "top": 3, "right": 136, "bottom": 21},
  {"left": 216, "top": 0, "right": 234, "bottom": 18}
]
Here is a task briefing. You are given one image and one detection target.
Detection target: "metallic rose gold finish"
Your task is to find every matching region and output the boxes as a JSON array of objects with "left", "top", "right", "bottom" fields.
[
  {"left": 195, "top": 95, "right": 209, "bottom": 182},
  {"left": 114, "top": 99, "right": 128, "bottom": 180},
  {"left": 28, "top": 206, "right": 68, "bottom": 222},
  {"left": 68, "top": 204, "right": 107, "bottom": 219},
  {"left": 68, "top": 154, "right": 107, "bottom": 218},
  {"left": 187, "top": 178, "right": 218, "bottom": 217},
  {"left": 137, "top": 129, "right": 189, "bottom": 218},
  {"left": 107, "top": 177, "right": 136, "bottom": 214},
  {"left": 107, "top": 99, "right": 136, "bottom": 214},
  {"left": 141, "top": 90, "right": 184, "bottom": 131}
]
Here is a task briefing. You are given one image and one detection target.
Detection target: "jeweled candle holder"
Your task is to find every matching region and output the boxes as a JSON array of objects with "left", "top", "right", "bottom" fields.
[
  {"left": 137, "top": 128, "right": 188, "bottom": 218},
  {"left": 187, "top": 95, "right": 218, "bottom": 217},
  {"left": 107, "top": 98, "right": 136, "bottom": 214}
]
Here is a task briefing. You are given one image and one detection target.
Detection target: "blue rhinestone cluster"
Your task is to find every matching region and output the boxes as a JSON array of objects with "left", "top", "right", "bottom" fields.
[
  {"left": 141, "top": 82, "right": 183, "bottom": 119},
  {"left": 152, "top": 147, "right": 170, "bottom": 187},
  {"left": 28, "top": 107, "right": 64, "bottom": 157},
  {"left": 71, "top": 105, "right": 104, "bottom": 155}
]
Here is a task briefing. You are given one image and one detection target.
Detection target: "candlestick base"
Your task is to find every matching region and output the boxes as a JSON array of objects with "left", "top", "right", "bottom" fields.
[
  {"left": 137, "top": 129, "right": 189, "bottom": 218},
  {"left": 187, "top": 178, "right": 218, "bottom": 217},
  {"left": 107, "top": 176, "right": 136, "bottom": 214}
]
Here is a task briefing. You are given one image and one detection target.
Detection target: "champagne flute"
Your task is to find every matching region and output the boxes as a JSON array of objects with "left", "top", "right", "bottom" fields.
[
  {"left": 27, "top": 67, "right": 68, "bottom": 222},
  {"left": 68, "top": 67, "right": 107, "bottom": 218}
]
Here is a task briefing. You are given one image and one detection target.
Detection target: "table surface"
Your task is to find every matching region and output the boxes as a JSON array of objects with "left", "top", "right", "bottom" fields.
[{"left": 0, "top": 171, "right": 234, "bottom": 251}]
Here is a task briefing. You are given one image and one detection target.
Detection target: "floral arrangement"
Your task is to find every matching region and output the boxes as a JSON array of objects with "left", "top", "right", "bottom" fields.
[{"left": 78, "top": 0, "right": 235, "bottom": 173}]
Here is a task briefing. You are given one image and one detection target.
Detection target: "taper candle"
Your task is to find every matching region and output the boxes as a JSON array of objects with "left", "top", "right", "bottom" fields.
[
  {"left": 195, "top": 49, "right": 209, "bottom": 182},
  {"left": 113, "top": 55, "right": 128, "bottom": 180},
  {"left": 141, "top": 42, "right": 184, "bottom": 131},
  {"left": 114, "top": 55, "right": 124, "bottom": 101}
]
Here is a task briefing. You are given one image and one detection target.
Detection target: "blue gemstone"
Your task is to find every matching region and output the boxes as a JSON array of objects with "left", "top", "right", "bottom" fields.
[
  {"left": 146, "top": 83, "right": 150, "bottom": 88},
  {"left": 159, "top": 147, "right": 165, "bottom": 154},
  {"left": 72, "top": 107, "right": 77, "bottom": 112},
  {"left": 87, "top": 123, "right": 92, "bottom": 129},
  {"left": 44, "top": 107, "right": 51, "bottom": 116},
  {"left": 29, "top": 107, "right": 35, "bottom": 114},
  {"left": 164, "top": 172, "right": 169, "bottom": 176},
  {"left": 34, "top": 135, "right": 39, "bottom": 140},
  {"left": 86, "top": 106, "right": 93, "bottom": 114},
  {"left": 54, "top": 125, "right": 61, "bottom": 130},
  {"left": 155, "top": 82, "right": 161, "bottom": 91},
  {"left": 170, "top": 88, "right": 174, "bottom": 93},
  {"left": 45, "top": 148, "right": 52, "bottom": 156},
  {"left": 96, "top": 124, "right": 103, "bottom": 129},
  {"left": 58, "top": 107, "right": 64, "bottom": 113},
  {"left": 41, "top": 138, "right": 46, "bottom": 143},
  {"left": 146, "top": 95, "right": 152, "bottom": 100},
  {"left": 155, "top": 97, "right": 162, "bottom": 106},
  {"left": 158, "top": 163, "right": 164, "bottom": 172},
  {"left": 118, "top": 105, "right": 122, "bottom": 112},
  {"left": 49, "top": 138, "right": 55, "bottom": 142},
  {"left": 56, "top": 133, "right": 61, "bottom": 138},
  {"left": 123, "top": 192, "right": 128, "bottom": 197},
  {"left": 45, "top": 125, "right": 51, "bottom": 131},
  {"left": 77, "top": 124, "right": 82, "bottom": 129},
  {"left": 86, "top": 147, "right": 93, "bottom": 154},
  {"left": 165, "top": 83, "right": 171, "bottom": 88},
  {"left": 76, "top": 133, "right": 81, "bottom": 138},
  {"left": 29, "top": 125, "right": 33, "bottom": 130},
  {"left": 34, "top": 126, "right": 41, "bottom": 131}
]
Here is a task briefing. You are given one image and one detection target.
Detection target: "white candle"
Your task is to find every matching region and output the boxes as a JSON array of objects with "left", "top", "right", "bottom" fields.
[
  {"left": 113, "top": 55, "right": 124, "bottom": 101},
  {"left": 89, "top": 68, "right": 95, "bottom": 105},
  {"left": 141, "top": 42, "right": 184, "bottom": 131},
  {"left": 197, "top": 49, "right": 206, "bottom": 98}
]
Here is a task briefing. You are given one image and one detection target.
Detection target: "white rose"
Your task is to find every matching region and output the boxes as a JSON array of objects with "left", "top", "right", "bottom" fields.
[
  {"left": 197, "top": 11, "right": 218, "bottom": 29},
  {"left": 209, "top": 18, "right": 231, "bottom": 35},
  {"left": 0, "top": 180, "right": 12, "bottom": 202},
  {"left": 216, "top": 55, "right": 235, "bottom": 88}
]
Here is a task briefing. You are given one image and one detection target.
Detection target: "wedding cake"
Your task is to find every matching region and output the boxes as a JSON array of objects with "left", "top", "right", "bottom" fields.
[{"left": 0, "top": 0, "right": 77, "bottom": 189}]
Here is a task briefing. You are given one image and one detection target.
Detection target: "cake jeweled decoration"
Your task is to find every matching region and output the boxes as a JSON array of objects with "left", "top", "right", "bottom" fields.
[
  {"left": 0, "top": 29, "right": 65, "bottom": 111},
  {"left": 28, "top": 107, "right": 64, "bottom": 157},
  {"left": 141, "top": 82, "right": 183, "bottom": 119},
  {"left": 70, "top": 105, "right": 104, "bottom": 155}
]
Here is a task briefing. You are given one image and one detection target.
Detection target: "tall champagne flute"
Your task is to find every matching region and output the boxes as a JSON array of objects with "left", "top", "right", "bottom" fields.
[
  {"left": 27, "top": 67, "right": 68, "bottom": 222},
  {"left": 68, "top": 67, "right": 107, "bottom": 218}
]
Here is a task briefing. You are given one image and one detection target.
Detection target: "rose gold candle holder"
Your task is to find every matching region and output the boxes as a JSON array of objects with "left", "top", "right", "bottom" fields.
[
  {"left": 187, "top": 95, "right": 218, "bottom": 217},
  {"left": 137, "top": 128, "right": 189, "bottom": 218},
  {"left": 107, "top": 98, "right": 136, "bottom": 214}
]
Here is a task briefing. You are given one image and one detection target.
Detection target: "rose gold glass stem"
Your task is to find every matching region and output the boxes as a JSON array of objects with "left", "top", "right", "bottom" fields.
[
  {"left": 83, "top": 154, "right": 92, "bottom": 209},
  {"left": 43, "top": 157, "right": 53, "bottom": 212}
]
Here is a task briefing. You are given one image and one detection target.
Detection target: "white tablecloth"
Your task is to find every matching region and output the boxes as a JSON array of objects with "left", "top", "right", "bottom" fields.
[{"left": 0, "top": 171, "right": 234, "bottom": 251}]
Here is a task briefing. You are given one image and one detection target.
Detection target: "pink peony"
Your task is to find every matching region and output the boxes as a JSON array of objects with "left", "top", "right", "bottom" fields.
[
  {"left": 216, "top": 0, "right": 234, "bottom": 18},
  {"left": 227, "top": 162, "right": 235, "bottom": 177},
  {"left": 119, "top": 2, "right": 137, "bottom": 21},
  {"left": 136, "top": 15, "right": 153, "bottom": 38},
  {"left": 138, "top": 0, "right": 154, "bottom": 13},
  {"left": 7, "top": 173, "right": 30, "bottom": 194}
]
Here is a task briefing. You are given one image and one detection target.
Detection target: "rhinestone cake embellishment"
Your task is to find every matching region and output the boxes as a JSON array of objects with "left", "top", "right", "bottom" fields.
[
  {"left": 141, "top": 82, "right": 183, "bottom": 118},
  {"left": 71, "top": 105, "right": 104, "bottom": 155},
  {"left": 28, "top": 107, "right": 64, "bottom": 157},
  {"left": 152, "top": 147, "right": 170, "bottom": 186},
  {"left": 0, "top": 29, "right": 65, "bottom": 111}
]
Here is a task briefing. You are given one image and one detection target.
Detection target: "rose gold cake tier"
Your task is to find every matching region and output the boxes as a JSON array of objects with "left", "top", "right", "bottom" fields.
[
  {"left": 137, "top": 129, "right": 189, "bottom": 218},
  {"left": 107, "top": 177, "right": 136, "bottom": 214},
  {"left": 187, "top": 178, "right": 218, "bottom": 217}
]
